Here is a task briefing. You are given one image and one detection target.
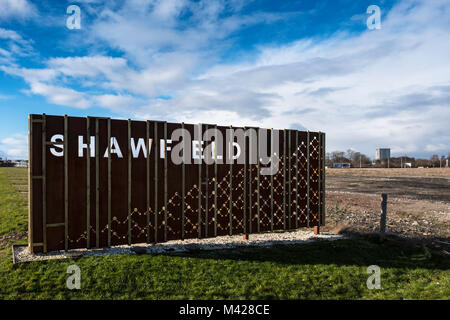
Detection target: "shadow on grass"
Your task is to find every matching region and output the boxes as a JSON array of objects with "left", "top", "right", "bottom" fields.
[{"left": 158, "top": 235, "right": 450, "bottom": 271}]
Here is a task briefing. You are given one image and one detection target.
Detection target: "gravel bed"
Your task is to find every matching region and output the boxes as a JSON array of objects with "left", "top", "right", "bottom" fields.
[{"left": 13, "top": 230, "right": 345, "bottom": 263}]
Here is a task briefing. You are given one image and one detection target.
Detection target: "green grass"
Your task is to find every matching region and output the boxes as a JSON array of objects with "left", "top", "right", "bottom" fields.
[
  {"left": 0, "top": 168, "right": 449, "bottom": 300},
  {"left": 0, "top": 168, "right": 28, "bottom": 236}
]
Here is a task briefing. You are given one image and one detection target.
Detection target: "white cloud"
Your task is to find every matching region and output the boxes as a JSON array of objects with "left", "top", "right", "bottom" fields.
[
  {"left": 28, "top": 82, "right": 92, "bottom": 109},
  {"left": 425, "top": 143, "right": 448, "bottom": 153},
  {"left": 0, "top": 133, "right": 27, "bottom": 159},
  {"left": 88, "top": 0, "right": 283, "bottom": 67},
  {"left": 1, "top": 0, "right": 449, "bottom": 158},
  {"left": 0, "top": 28, "right": 23, "bottom": 41},
  {"left": 0, "top": 27, "right": 34, "bottom": 63},
  {"left": 47, "top": 56, "right": 128, "bottom": 79},
  {"left": 93, "top": 94, "right": 142, "bottom": 112},
  {"left": 1, "top": 66, "right": 58, "bottom": 83},
  {"left": 0, "top": 0, "right": 37, "bottom": 20},
  {"left": 0, "top": 65, "right": 92, "bottom": 108},
  {"left": 151, "top": 0, "right": 450, "bottom": 157}
]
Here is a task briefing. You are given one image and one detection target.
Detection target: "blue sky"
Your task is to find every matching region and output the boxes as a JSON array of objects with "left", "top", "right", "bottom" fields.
[{"left": 0, "top": 0, "right": 449, "bottom": 160}]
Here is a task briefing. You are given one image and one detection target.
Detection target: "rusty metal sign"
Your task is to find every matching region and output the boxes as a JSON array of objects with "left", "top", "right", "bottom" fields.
[{"left": 28, "top": 114, "right": 325, "bottom": 253}]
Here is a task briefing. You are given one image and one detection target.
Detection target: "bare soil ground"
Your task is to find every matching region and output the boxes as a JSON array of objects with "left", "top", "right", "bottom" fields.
[
  {"left": 324, "top": 168, "right": 450, "bottom": 245},
  {"left": 327, "top": 168, "right": 450, "bottom": 202}
]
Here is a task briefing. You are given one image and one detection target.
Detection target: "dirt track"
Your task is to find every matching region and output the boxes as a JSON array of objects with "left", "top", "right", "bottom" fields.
[{"left": 324, "top": 168, "right": 450, "bottom": 241}]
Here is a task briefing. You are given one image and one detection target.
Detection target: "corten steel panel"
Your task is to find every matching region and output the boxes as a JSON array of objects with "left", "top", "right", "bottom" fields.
[
  {"left": 200, "top": 124, "right": 216, "bottom": 238},
  {"left": 147, "top": 121, "right": 157, "bottom": 242},
  {"left": 130, "top": 120, "right": 148, "bottom": 243},
  {"left": 249, "top": 164, "right": 258, "bottom": 234},
  {"left": 28, "top": 114, "right": 325, "bottom": 252},
  {"left": 199, "top": 124, "right": 207, "bottom": 238},
  {"left": 308, "top": 132, "right": 320, "bottom": 226},
  {"left": 258, "top": 130, "right": 271, "bottom": 233},
  {"left": 154, "top": 122, "right": 165, "bottom": 243},
  {"left": 296, "top": 131, "right": 308, "bottom": 226},
  {"left": 272, "top": 129, "right": 284, "bottom": 231},
  {"left": 87, "top": 117, "right": 96, "bottom": 248},
  {"left": 67, "top": 117, "right": 88, "bottom": 250},
  {"left": 44, "top": 115, "right": 65, "bottom": 251},
  {"left": 320, "top": 132, "right": 326, "bottom": 226},
  {"left": 183, "top": 123, "right": 199, "bottom": 239},
  {"left": 288, "top": 130, "right": 298, "bottom": 230},
  {"left": 230, "top": 127, "right": 245, "bottom": 235},
  {"left": 30, "top": 115, "right": 43, "bottom": 253},
  {"left": 110, "top": 119, "right": 129, "bottom": 246},
  {"left": 99, "top": 119, "right": 110, "bottom": 247},
  {"left": 98, "top": 119, "right": 109, "bottom": 248},
  {"left": 248, "top": 127, "right": 260, "bottom": 234},
  {"left": 204, "top": 125, "right": 216, "bottom": 238},
  {"left": 166, "top": 123, "right": 183, "bottom": 241},
  {"left": 214, "top": 126, "right": 230, "bottom": 236}
]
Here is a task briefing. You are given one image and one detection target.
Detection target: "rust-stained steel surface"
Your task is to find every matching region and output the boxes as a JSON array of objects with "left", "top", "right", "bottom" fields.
[{"left": 28, "top": 114, "right": 325, "bottom": 253}]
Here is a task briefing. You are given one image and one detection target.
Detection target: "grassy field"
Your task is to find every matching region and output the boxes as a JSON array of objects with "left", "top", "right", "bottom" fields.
[
  {"left": 0, "top": 167, "right": 449, "bottom": 300},
  {"left": 0, "top": 168, "right": 28, "bottom": 237}
]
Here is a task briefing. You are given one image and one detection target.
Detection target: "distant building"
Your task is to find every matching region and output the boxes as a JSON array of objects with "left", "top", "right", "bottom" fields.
[
  {"left": 0, "top": 159, "right": 14, "bottom": 167},
  {"left": 13, "top": 160, "right": 28, "bottom": 168},
  {"left": 375, "top": 148, "right": 390, "bottom": 161},
  {"left": 333, "top": 163, "right": 351, "bottom": 169},
  {"left": 0, "top": 159, "right": 28, "bottom": 167}
]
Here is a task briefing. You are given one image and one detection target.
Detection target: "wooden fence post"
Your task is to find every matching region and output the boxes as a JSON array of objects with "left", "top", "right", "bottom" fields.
[{"left": 380, "top": 193, "right": 387, "bottom": 233}]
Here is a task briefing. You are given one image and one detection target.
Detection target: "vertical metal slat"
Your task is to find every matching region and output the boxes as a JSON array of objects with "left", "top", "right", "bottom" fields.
[
  {"left": 64, "top": 115, "right": 69, "bottom": 251},
  {"left": 42, "top": 114, "right": 47, "bottom": 253},
  {"left": 295, "top": 130, "right": 299, "bottom": 229},
  {"left": 322, "top": 132, "right": 326, "bottom": 226},
  {"left": 288, "top": 130, "right": 292, "bottom": 230},
  {"left": 164, "top": 122, "right": 168, "bottom": 242},
  {"left": 128, "top": 119, "right": 132, "bottom": 245},
  {"left": 318, "top": 132, "right": 322, "bottom": 226},
  {"left": 181, "top": 123, "right": 185, "bottom": 240},
  {"left": 154, "top": 123, "right": 158, "bottom": 243},
  {"left": 306, "top": 131, "right": 310, "bottom": 228},
  {"left": 197, "top": 124, "right": 202, "bottom": 239},
  {"left": 205, "top": 124, "right": 209, "bottom": 238},
  {"left": 256, "top": 128, "right": 260, "bottom": 233},
  {"left": 107, "top": 118, "right": 111, "bottom": 247},
  {"left": 86, "top": 117, "right": 91, "bottom": 249},
  {"left": 248, "top": 136, "right": 252, "bottom": 235},
  {"left": 282, "top": 129, "right": 286, "bottom": 230},
  {"left": 214, "top": 125, "right": 218, "bottom": 237},
  {"left": 95, "top": 119, "right": 100, "bottom": 248},
  {"left": 28, "top": 115, "right": 33, "bottom": 253},
  {"left": 243, "top": 127, "right": 247, "bottom": 235},
  {"left": 146, "top": 120, "right": 150, "bottom": 243},
  {"left": 229, "top": 125, "right": 233, "bottom": 236},
  {"left": 270, "top": 129, "right": 274, "bottom": 231}
]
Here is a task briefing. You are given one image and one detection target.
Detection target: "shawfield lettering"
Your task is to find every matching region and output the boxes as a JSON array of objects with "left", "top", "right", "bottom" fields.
[{"left": 47, "top": 126, "right": 280, "bottom": 172}]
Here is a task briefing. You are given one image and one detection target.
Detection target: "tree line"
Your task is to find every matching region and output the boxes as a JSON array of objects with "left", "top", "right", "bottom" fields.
[{"left": 325, "top": 150, "right": 450, "bottom": 168}]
